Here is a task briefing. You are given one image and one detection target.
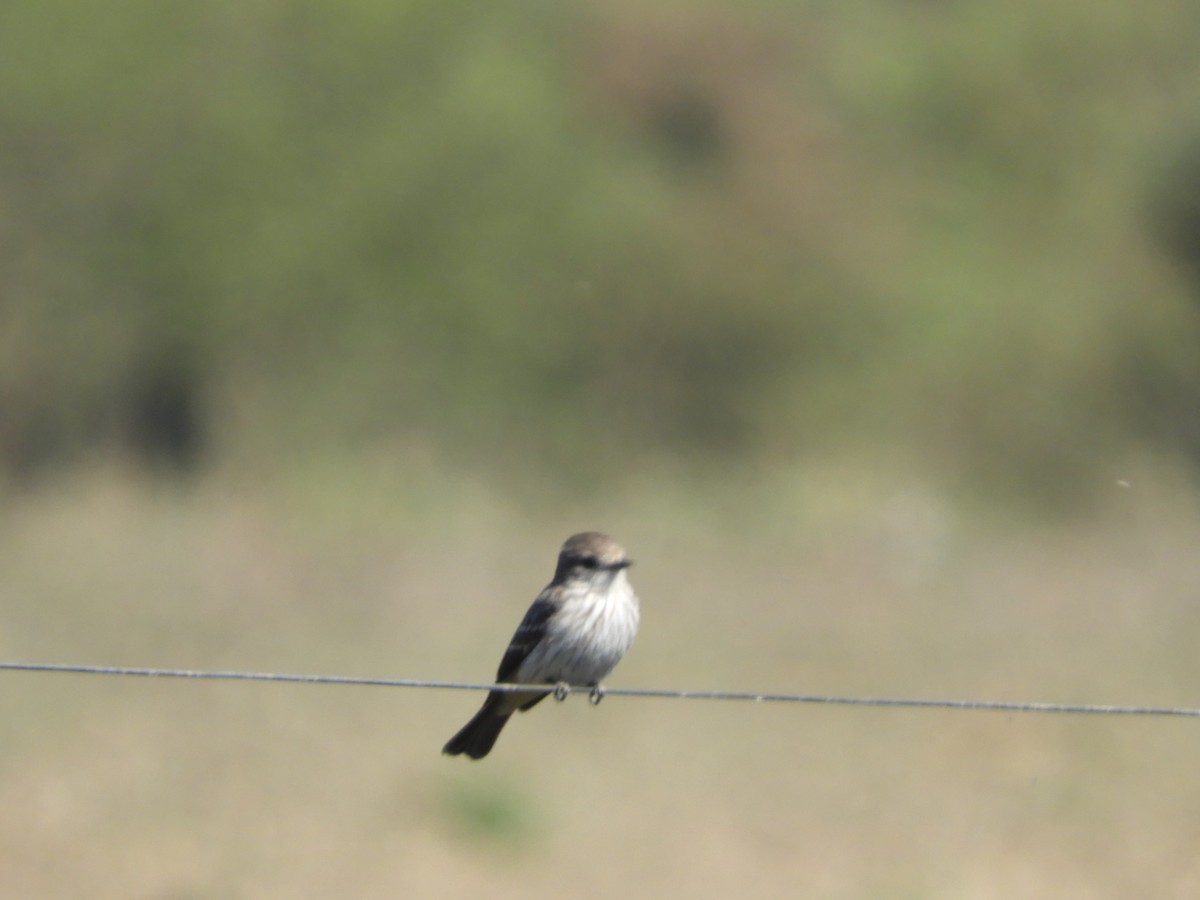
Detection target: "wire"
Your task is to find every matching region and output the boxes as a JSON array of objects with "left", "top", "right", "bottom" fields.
[{"left": 1, "top": 660, "right": 1196, "bottom": 718}]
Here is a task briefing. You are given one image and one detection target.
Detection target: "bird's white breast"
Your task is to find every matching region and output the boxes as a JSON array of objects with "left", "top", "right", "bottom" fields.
[{"left": 516, "top": 571, "right": 639, "bottom": 686}]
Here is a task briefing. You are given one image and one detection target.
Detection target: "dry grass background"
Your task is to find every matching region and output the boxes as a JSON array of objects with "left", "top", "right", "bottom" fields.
[{"left": 2, "top": 460, "right": 1199, "bottom": 898}]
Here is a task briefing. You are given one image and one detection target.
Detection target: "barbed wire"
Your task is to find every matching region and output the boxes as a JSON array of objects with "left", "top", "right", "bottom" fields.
[{"left": 1, "top": 660, "right": 1197, "bottom": 718}]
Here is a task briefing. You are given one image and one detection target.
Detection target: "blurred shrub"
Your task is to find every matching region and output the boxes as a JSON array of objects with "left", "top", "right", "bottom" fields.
[{"left": 2, "top": 0, "right": 1199, "bottom": 504}]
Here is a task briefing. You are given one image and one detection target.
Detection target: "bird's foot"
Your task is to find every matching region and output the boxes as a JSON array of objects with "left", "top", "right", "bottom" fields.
[
  {"left": 553, "top": 681, "right": 571, "bottom": 702},
  {"left": 588, "top": 684, "right": 605, "bottom": 705}
]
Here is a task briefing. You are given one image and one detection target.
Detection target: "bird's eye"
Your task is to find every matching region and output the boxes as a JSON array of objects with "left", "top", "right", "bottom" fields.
[{"left": 579, "top": 554, "right": 599, "bottom": 569}]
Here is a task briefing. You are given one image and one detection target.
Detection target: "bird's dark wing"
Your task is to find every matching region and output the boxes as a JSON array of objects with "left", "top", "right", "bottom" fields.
[{"left": 494, "top": 592, "right": 558, "bottom": 683}]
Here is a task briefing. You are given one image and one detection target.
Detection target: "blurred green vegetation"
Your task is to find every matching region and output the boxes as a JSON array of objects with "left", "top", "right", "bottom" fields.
[
  {"left": 3, "top": 0, "right": 1200, "bottom": 504},
  {"left": 442, "top": 779, "right": 538, "bottom": 842}
]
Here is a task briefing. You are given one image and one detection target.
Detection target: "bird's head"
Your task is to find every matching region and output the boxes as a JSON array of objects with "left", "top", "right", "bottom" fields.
[{"left": 553, "top": 531, "right": 632, "bottom": 584}]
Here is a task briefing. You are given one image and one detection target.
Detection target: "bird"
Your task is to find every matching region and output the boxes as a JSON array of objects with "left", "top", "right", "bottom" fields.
[{"left": 443, "top": 531, "right": 640, "bottom": 759}]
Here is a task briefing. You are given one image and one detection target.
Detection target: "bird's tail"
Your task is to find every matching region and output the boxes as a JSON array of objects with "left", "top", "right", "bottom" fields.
[{"left": 442, "top": 705, "right": 512, "bottom": 759}]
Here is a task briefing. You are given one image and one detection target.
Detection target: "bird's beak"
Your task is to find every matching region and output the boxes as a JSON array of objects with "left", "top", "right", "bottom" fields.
[{"left": 610, "top": 559, "right": 633, "bottom": 570}]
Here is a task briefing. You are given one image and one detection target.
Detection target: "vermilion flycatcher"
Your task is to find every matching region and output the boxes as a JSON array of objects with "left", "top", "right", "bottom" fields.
[{"left": 443, "top": 532, "right": 639, "bottom": 759}]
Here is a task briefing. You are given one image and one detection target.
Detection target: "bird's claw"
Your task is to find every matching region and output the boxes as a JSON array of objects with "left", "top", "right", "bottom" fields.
[
  {"left": 553, "top": 681, "right": 571, "bottom": 702},
  {"left": 588, "top": 684, "right": 605, "bottom": 705}
]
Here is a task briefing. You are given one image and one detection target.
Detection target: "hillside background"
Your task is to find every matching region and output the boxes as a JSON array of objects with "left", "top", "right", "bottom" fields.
[{"left": 3, "top": 2, "right": 1200, "bottom": 897}]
